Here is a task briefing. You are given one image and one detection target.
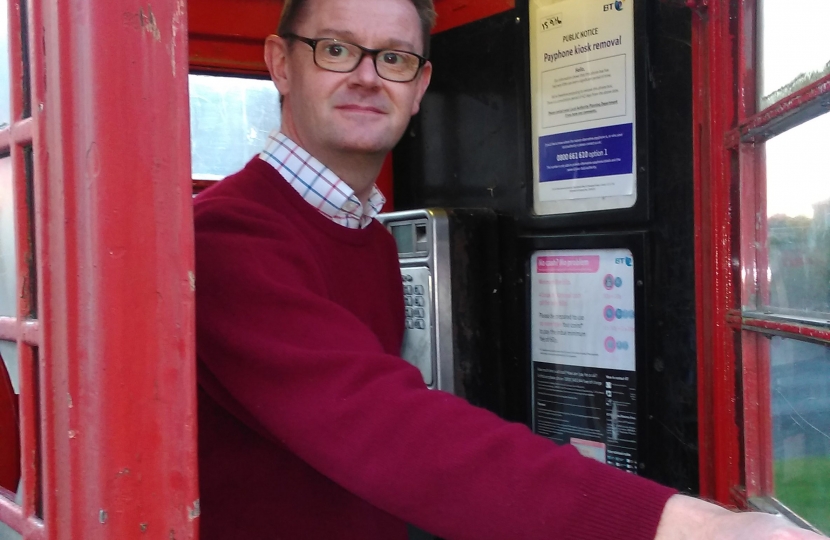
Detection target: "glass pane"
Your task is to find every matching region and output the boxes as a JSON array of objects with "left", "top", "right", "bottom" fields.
[
  {"left": 0, "top": 517, "right": 22, "bottom": 540},
  {"left": 0, "top": 156, "right": 16, "bottom": 318},
  {"left": 758, "top": 0, "right": 830, "bottom": 110},
  {"left": 0, "top": 340, "right": 16, "bottom": 394},
  {"left": 189, "top": 74, "right": 281, "bottom": 179},
  {"left": 0, "top": 0, "right": 10, "bottom": 128},
  {"left": 765, "top": 112, "right": 830, "bottom": 315},
  {"left": 770, "top": 337, "right": 830, "bottom": 533}
]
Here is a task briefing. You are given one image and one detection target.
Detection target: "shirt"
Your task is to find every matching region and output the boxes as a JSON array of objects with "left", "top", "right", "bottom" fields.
[{"left": 259, "top": 131, "right": 386, "bottom": 229}]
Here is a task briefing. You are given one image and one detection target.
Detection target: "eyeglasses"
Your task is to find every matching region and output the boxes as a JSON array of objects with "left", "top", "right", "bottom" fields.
[{"left": 281, "top": 33, "right": 427, "bottom": 83}]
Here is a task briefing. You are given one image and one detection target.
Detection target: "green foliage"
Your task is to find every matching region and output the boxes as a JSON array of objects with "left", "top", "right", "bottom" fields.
[{"left": 774, "top": 456, "right": 830, "bottom": 534}]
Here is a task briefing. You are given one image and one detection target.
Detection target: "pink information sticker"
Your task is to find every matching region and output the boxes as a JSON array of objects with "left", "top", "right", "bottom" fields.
[{"left": 537, "top": 255, "right": 601, "bottom": 273}]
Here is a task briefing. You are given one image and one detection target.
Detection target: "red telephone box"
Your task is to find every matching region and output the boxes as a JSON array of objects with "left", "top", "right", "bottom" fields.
[{"left": 0, "top": 0, "right": 827, "bottom": 537}]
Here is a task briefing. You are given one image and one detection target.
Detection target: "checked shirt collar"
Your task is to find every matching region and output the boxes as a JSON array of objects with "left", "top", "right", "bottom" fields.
[{"left": 259, "top": 131, "right": 386, "bottom": 229}]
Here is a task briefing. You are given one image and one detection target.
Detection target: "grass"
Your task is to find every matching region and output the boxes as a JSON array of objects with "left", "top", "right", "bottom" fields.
[{"left": 774, "top": 456, "right": 830, "bottom": 534}]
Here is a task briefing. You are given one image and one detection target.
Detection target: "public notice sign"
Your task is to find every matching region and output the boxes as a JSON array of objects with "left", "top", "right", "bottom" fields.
[
  {"left": 530, "top": 249, "right": 640, "bottom": 473},
  {"left": 530, "top": 0, "right": 638, "bottom": 215}
]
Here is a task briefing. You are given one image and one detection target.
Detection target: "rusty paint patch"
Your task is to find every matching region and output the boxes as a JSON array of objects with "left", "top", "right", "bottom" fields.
[
  {"left": 86, "top": 142, "right": 101, "bottom": 179},
  {"left": 140, "top": 522, "right": 148, "bottom": 533},
  {"left": 123, "top": 6, "right": 162, "bottom": 41},
  {"left": 123, "top": 6, "right": 162, "bottom": 42},
  {"left": 188, "top": 271, "right": 195, "bottom": 291},
  {"left": 140, "top": 6, "right": 161, "bottom": 41},
  {"left": 170, "top": 0, "right": 186, "bottom": 76},
  {"left": 99, "top": 510, "right": 107, "bottom": 524},
  {"left": 188, "top": 499, "right": 200, "bottom": 520}
]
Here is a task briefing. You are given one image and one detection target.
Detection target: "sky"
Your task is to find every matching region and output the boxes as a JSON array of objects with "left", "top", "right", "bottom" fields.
[{"left": 761, "top": 0, "right": 830, "bottom": 218}]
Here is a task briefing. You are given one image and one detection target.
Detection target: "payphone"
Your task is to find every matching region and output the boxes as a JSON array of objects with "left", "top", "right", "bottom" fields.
[{"left": 376, "top": 208, "right": 504, "bottom": 411}]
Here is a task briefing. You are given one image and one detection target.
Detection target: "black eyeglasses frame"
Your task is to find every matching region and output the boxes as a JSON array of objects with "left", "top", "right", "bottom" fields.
[{"left": 280, "top": 33, "right": 428, "bottom": 83}]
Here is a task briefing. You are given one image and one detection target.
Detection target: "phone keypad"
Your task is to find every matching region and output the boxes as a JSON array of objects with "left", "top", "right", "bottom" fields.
[
  {"left": 399, "top": 266, "right": 433, "bottom": 387},
  {"left": 402, "top": 273, "right": 427, "bottom": 331}
]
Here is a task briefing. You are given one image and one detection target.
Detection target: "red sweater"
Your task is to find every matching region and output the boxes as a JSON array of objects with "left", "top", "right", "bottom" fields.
[{"left": 194, "top": 157, "right": 676, "bottom": 540}]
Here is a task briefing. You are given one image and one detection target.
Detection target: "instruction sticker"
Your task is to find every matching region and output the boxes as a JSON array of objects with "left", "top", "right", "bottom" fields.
[{"left": 530, "top": 248, "right": 639, "bottom": 473}]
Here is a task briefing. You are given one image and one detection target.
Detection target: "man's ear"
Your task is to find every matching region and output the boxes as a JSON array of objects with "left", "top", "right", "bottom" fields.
[
  {"left": 410, "top": 61, "right": 432, "bottom": 116},
  {"left": 265, "top": 35, "right": 291, "bottom": 96}
]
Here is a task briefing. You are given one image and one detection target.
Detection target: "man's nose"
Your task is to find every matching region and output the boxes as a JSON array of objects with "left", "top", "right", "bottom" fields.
[{"left": 350, "top": 54, "right": 382, "bottom": 86}]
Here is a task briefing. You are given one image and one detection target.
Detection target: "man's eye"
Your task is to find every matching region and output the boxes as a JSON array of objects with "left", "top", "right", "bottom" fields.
[
  {"left": 381, "top": 52, "right": 404, "bottom": 65},
  {"left": 324, "top": 44, "right": 347, "bottom": 58}
]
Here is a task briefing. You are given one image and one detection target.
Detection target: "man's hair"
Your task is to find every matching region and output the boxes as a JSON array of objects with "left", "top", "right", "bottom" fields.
[{"left": 277, "top": 0, "right": 437, "bottom": 58}]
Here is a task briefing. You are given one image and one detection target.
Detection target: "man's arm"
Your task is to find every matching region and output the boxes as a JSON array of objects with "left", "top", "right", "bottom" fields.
[{"left": 655, "top": 495, "right": 827, "bottom": 540}]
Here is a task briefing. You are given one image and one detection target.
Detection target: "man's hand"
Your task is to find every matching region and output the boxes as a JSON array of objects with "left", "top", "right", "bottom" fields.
[{"left": 654, "top": 495, "right": 827, "bottom": 540}]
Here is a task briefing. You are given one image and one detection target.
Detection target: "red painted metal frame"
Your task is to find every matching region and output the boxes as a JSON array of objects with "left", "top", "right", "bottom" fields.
[
  {"left": 189, "top": 0, "right": 281, "bottom": 75},
  {"left": 0, "top": 0, "right": 45, "bottom": 535},
  {"left": 696, "top": 0, "right": 830, "bottom": 512},
  {"left": 13, "top": 0, "right": 200, "bottom": 538},
  {"left": 733, "top": 0, "right": 830, "bottom": 507},
  {"left": 432, "top": 0, "right": 514, "bottom": 34},
  {"left": 726, "top": 310, "right": 830, "bottom": 345},
  {"left": 733, "top": 0, "right": 774, "bottom": 502},
  {"left": 725, "top": 73, "right": 830, "bottom": 148},
  {"left": 692, "top": 0, "right": 741, "bottom": 505}
]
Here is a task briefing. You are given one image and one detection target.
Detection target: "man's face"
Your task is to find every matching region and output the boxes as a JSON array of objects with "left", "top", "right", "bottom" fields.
[{"left": 267, "top": 0, "right": 432, "bottom": 160}]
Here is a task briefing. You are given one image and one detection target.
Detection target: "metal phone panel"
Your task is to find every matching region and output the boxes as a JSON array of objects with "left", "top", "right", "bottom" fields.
[{"left": 378, "top": 209, "right": 455, "bottom": 394}]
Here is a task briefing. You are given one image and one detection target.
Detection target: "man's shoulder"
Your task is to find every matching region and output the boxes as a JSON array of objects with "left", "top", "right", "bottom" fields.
[
  {"left": 195, "top": 157, "right": 275, "bottom": 207},
  {"left": 193, "top": 157, "right": 294, "bottom": 219},
  {"left": 194, "top": 158, "right": 295, "bottom": 233}
]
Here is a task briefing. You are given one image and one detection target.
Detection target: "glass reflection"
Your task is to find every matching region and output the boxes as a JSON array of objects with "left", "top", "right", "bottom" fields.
[
  {"left": 765, "top": 112, "right": 830, "bottom": 315},
  {"left": 0, "top": 341, "right": 16, "bottom": 394},
  {"left": 758, "top": 0, "right": 830, "bottom": 109},
  {"left": 0, "top": 157, "right": 15, "bottom": 318},
  {"left": 771, "top": 337, "right": 830, "bottom": 533},
  {"left": 189, "top": 74, "right": 281, "bottom": 179},
  {"left": 0, "top": 0, "right": 10, "bottom": 128}
]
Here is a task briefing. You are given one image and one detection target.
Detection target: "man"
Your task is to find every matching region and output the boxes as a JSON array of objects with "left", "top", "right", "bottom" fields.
[{"left": 193, "top": 0, "right": 826, "bottom": 538}]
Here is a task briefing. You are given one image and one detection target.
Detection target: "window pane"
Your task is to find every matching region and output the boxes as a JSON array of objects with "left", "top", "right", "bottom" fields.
[
  {"left": 758, "top": 0, "right": 830, "bottom": 110},
  {"left": 0, "top": 157, "right": 15, "bottom": 318},
  {"left": 0, "top": 0, "right": 10, "bottom": 128},
  {"left": 771, "top": 337, "right": 830, "bottom": 533},
  {"left": 189, "top": 74, "right": 281, "bottom": 179},
  {"left": 765, "top": 112, "right": 830, "bottom": 315}
]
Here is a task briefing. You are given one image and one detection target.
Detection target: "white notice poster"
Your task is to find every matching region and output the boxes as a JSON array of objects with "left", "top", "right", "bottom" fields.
[
  {"left": 530, "top": 249, "right": 636, "bottom": 371},
  {"left": 530, "top": 0, "right": 638, "bottom": 215}
]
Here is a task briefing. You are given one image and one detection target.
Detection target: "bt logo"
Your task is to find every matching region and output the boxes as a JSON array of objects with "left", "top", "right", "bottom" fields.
[
  {"left": 603, "top": 0, "right": 625, "bottom": 11},
  {"left": 615, "top": 256, "right": 633, "bottom": 267}
]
